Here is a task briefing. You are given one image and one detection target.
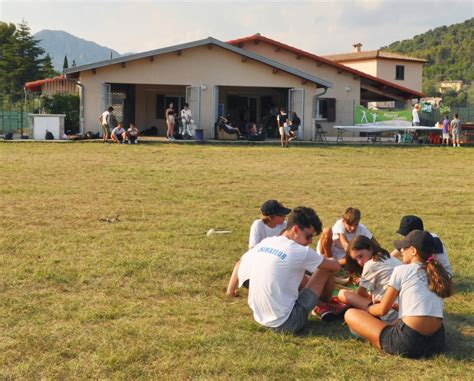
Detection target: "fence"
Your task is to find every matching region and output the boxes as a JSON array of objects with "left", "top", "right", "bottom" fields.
[
  {"left": 0, "top": 108, "right": 30, "bottom": 135},
  {"left": 430, "top": 104, "right": 474, "bottom": 124}
]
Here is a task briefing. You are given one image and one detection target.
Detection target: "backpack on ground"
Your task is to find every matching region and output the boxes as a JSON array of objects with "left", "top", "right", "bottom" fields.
[{"left": 45, "top": 130, "right": 54, "bottom": 140}]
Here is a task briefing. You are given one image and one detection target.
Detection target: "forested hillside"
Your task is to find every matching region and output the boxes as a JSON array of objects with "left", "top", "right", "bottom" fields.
[{"left": 382, "top": 18, "right": 473, "bottom": 98}]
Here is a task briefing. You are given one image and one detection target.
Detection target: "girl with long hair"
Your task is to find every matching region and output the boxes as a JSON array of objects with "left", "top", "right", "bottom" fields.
[
  {"left": 344, "top": 230, "right": 453, "bottom": 358},
  {"left": 338, "top": 236, "right": 401, "bottom": 321}
]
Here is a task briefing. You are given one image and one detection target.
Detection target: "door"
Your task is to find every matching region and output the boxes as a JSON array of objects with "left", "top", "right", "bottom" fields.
[
  {"left": 288, "top": 88, "right": 304, "bottom": 139},
  {"left": 101, "top": 83, "right": 111, "bottom": 113},
  {"left": 186, "top": 86, "right": 201, "bottom": 127}
]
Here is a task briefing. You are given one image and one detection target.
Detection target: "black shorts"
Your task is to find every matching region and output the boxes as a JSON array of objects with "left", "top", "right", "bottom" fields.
[
  {"left": 380, "top": 320, "right": 445, "bottom": 358},
  {"left": 272, "top": 288, "right": 319, "bottom": 334}
]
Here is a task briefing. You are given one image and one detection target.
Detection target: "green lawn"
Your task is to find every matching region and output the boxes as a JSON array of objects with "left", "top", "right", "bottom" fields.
[{"left": 0, "top": 142, "right": 473, "bottom": 379}]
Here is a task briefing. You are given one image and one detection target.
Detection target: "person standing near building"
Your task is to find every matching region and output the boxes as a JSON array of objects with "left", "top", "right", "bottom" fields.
[
  {"left": 180, "top": 103, "right": 193, "bottom": 138},
  {"left": 277, "top": 107, "right": 290, "bottom": 148},
  {"left": 165, "top": 102, "right": 176, "bottom": 140},
  {"left": 99, "top": 106, "right": 114, "bottom": 143},
  {"left": 450, "top": 114, "right": 461, "bottom": 147},
  {"left": 441, "top": 115, "right": 450, "bottom": 146},
  {"left": 412, "top": 104, "right": 420, "bottom": 127}
]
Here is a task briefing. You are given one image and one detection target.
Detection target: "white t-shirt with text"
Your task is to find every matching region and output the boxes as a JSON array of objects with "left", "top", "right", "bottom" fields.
[{"left": 238, "top": 235, "right": 324, "bottom": 328}]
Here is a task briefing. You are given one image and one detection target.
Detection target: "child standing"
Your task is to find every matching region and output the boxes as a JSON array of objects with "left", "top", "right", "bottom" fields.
[
  {"left": 344, "top": 230, "right": 453, "bottom": 358},
  {"left": 226, "top": 200, "right": 291, "bottom": 297},
  {"left": 338, "top": 236, "right": 401, "bottom": 322}
]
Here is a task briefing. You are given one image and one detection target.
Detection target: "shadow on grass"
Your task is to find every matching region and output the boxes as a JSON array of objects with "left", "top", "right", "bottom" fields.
[{"left": 444, "top": 311, "right": 474, "bottom": 361}]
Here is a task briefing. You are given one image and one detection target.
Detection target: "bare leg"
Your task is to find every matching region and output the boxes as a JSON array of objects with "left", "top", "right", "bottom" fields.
[
  {"left": 319, "top": 227, "right": 333, "bottom": 257},
  {"left": 344, "top": 309, "right": 388, "bottom": 349},
  {"left": 304, "top": 268, "right": 335, "bottom": 304},
  {"left": 338, "top": 289, "right": 371, "bottom": 309},
  {"left": 226, "top": 261, "right": 240, "bottom": 297}
]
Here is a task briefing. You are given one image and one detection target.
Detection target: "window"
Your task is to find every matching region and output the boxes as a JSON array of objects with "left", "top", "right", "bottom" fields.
[
  {"left": 313, "top": 98, "right": 335, "bottom": 122},
  {"left": 395, "top": 65, "right": 405, "bottom": 80}
]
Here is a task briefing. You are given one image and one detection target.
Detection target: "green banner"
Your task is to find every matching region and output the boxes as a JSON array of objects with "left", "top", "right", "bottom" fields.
[{"left": 355, "top": 105, "right": 412, "bottom": 125}]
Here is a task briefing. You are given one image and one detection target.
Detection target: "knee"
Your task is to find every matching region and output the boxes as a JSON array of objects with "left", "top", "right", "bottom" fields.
[
  {"left": 344, "top": 308, "right": 359, "bottom": 325},
  {"left": 338, "top": 289, "right": 348, "bottom": 303}
]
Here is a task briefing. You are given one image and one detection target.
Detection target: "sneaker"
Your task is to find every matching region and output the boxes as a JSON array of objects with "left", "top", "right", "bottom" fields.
[{"left": 312, "top": 300, "right": 350, "bottom": 322}]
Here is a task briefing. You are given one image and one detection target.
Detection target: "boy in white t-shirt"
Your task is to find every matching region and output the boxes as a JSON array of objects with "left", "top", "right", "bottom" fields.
[
  {"left": 226, "top": 200, "right": 291, "bottom": 297},
  {"left": 238, "top": 206, "right": 341, "bottom": 333},
  {"left": 318, "top": 207, "right": 373, "bottom": 266}
]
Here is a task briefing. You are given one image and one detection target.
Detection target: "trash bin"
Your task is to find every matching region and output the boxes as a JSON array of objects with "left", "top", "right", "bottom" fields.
[{"left": 195, "top": 129, "right": 204, "bottom": 141}]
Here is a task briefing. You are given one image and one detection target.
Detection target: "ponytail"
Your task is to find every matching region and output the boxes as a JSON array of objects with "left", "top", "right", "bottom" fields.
[{"left": 424, "top": 256, "right": 453, "bottom": 298}]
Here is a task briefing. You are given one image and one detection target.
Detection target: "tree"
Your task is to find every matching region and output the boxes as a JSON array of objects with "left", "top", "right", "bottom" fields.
[
  {"left": 0, "top": 22, "right": 17, "bottom": 101},
  {"left": 63, "top": 55, "right": 69, "bottom": 70},
  {"left": 0, "top": 20, "right": 44, "bottom": 102},
  {"left": 41, "top": 53, "right": 59, "bottom": 78}
]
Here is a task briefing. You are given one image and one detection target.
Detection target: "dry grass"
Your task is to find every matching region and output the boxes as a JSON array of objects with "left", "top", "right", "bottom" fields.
[{"left": 0, "top": 141, "right": 473, "bottom": 379}]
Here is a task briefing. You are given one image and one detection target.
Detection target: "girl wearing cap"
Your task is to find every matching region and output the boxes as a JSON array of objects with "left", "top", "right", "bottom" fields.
[
  {"left": 338, "top": 236, "right": 401, "bottom": 322},
  {"left": 392, "top": 215, "right": 452, "bottom": 276},
  {"left": 226, "top": 200, "right": 291, "bottom": 297},
  {"left": 344, "top": 230, "right": 453, "bottom": 358}
]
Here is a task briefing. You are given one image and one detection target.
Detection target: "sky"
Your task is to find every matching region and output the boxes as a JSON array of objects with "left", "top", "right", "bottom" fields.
[{"left": 1, "top": 0, "right": 473, "bottom": 56}]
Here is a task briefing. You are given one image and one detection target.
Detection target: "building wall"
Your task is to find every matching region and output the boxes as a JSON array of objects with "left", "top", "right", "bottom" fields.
[
  {"left": 338, "top": 60, "right": 378, "bottom": 77},
  {"left": 237, "top": 42, "right": 361, "bottom": 135},
  {"left": 77, "top": 45, "right": 324, "bottom": 139},
  {"left": 343, "top": 59, "right": 423, "bottom": 92}
]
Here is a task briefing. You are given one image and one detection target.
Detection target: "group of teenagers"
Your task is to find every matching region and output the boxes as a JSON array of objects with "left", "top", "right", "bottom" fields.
[
  {"left": 226, "top": 200, "right": 453, "bottom": 359},
  {"left": 99, "top": 106, "right": 140, "bottom": 144}
]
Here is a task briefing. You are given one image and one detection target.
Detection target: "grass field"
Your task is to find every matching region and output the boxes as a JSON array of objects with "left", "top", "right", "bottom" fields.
[{"left": 0, "top": 141, "right": 473, "bottom": 379}]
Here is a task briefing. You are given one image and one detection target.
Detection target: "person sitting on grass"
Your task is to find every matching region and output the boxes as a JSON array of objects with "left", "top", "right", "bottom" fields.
[
  {"left": 125, "top": 123, "right": 139, "bottom": 144},
  {"left": 237, "top": 206, "right": 344, "bottom": 334},
  {"left": 226, "top": 200, "right": 291, "bottom": 297},
  {"left": 344, "top": 230, "right": 453, "bottom": 358},
  {"left": 318, "top": 207, "right": 374, "bottom": 266},
  {"left": 111, "top": 123, "right": 126, "bottom": 144},
  {"left": 338, "top": 235, "right": 401, "bottom": 322},
  {"left": 391, "top": 215, "right": 452, "bottom": 277}
]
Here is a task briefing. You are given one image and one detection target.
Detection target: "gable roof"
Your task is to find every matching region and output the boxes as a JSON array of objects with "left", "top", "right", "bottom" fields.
[
  {"left": 64, "top": 37, "right": 332, "bottom": 89},
  {"left": 227, "top": 34, "right": 424, "bottom": 98},
  {"left": 323, "top": 50, "right": 427, "bottom": 63}
]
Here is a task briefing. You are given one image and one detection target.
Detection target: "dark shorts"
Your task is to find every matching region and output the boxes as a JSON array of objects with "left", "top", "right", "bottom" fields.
[
  {"left": 272, "top": 288, "right": 319, "bottom": 334},
  {"left": 380, "top": 320, "right": 445, "bottom": 358}
]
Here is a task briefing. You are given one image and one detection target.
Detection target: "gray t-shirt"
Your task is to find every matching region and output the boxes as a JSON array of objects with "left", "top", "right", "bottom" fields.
[
  {"left": 389, "top": 263, "right": 444, "bottom": 319},
  {"left": 360, "top": 256, "right": 401, "bottom": 322},
  {"left": 451, "top": 118, "right": 461, "bottom": 132}
]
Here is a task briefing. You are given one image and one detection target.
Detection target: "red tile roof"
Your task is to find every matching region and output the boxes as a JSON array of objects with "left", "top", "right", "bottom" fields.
[
  {"left": 227, "top": 34, "right": 424, "bottom": 98},
  {"left": 25, "top": 75, "right": 65, "bottom": 92}
]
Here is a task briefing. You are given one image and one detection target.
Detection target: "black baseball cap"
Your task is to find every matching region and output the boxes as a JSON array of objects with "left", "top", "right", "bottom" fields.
[
  {"left": 261, "top": 200, "right": 291, "bottom": 216},
  {"left": 394, "top": 230, "right": 434, "bottom": 254},
  {"left": 396, "top": 215, "right": 424, "bottom": 236}
]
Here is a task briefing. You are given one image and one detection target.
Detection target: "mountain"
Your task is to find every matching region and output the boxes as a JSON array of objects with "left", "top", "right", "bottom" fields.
[
  {"left": 34, "top": 29, "right": 123, "bottom": 72},
  {"left": 381, "top": 18, "right": 473, "bottom": 95}
]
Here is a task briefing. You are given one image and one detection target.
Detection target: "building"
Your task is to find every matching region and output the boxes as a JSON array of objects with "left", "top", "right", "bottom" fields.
[
  {"left": 63, "top": 35, "right": 424, "bottom": 140},
  {"left": 324, "top": 44, "right": 426, "bottom": 93}
]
